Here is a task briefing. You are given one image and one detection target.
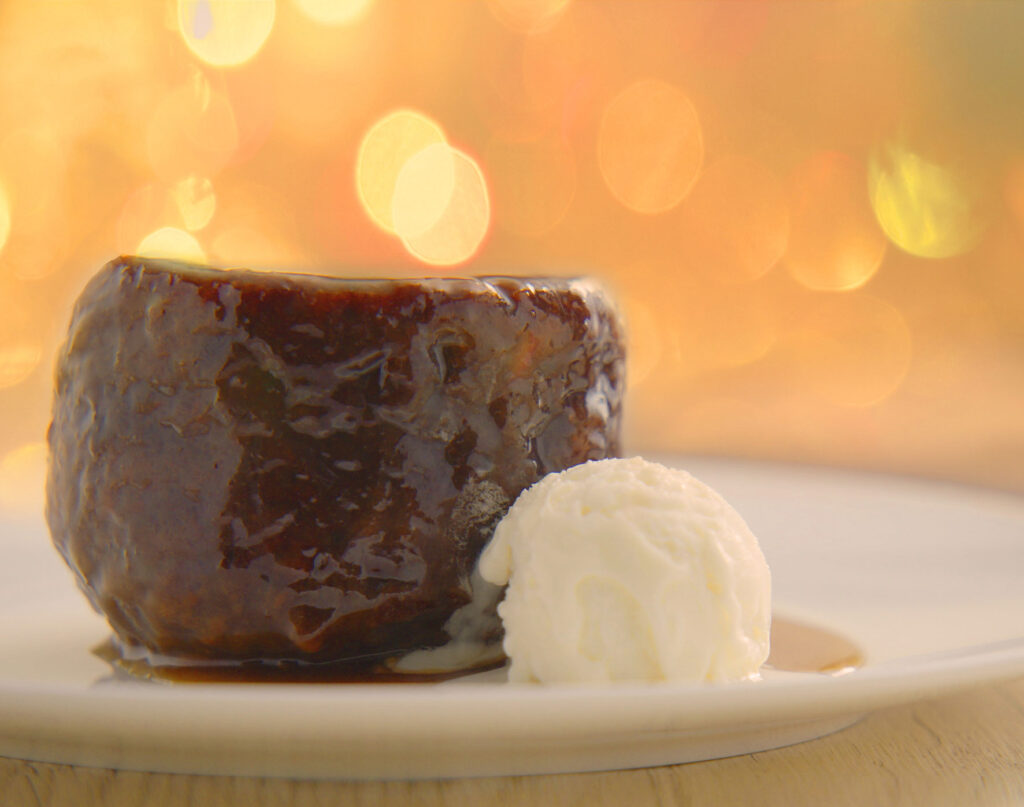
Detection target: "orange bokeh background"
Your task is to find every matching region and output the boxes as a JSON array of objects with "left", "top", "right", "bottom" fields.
[{"left": 1, "top": 0, "right": 1024, "bottom": 509}]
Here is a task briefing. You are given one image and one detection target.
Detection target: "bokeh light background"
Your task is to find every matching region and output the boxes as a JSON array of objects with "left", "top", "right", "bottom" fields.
[{"left": 2, "top": 0, "right": 1024, "bottom": 512}]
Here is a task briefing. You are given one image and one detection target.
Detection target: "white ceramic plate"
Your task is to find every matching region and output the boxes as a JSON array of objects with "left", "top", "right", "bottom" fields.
[{"left": 1, "top": 456, "right": 1023, "bottom": 780}]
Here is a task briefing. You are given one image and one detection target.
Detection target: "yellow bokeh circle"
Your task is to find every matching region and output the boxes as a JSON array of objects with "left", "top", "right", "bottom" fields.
[
  {"left": 394, "top": 145, "right": 491, "bottom": 267},
  {"left": 173, "top": 176, "right": 217, "bottom": 232},
  {"left": 137, "top": 226, "right": 207, "bottom": 263},
  {"left": 391, "top": 142, "right": 457, "bottom": 243},
  {"left": 786, "top": 152, "right": 887, "bottom": 291},
  {"left": 356, "top": 110, "right": 447, "bottom": 235},
  {"left": 177, "top": 0, "right": 276, "bottom": 68},
  {"left": 869, "top": 143, "right": 982, "bottom": 260}
]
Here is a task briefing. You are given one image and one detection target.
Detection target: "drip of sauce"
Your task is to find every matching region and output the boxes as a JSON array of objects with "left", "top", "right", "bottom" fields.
[
  {"left": 92, "top": 640, "right": 505, "bottom": 684},
  {"left": 94, "top": 614, "right": 863, "bottom": 684},
  {"left": 766, "top": 616, "right": 864, "bottom": 675}
]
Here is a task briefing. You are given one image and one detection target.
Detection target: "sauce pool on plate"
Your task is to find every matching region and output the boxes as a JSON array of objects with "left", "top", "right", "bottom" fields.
[{"left": 94, "top": 615, "right": 864, "bottom": 683}]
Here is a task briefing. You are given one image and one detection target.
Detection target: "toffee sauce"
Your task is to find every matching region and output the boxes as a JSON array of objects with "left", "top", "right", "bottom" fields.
[
  {"left": 51, "top": 258, "right": 624, "bottom": 667},
  {"left": 94, "top": 614, "right": 864, "bottom": 684}
]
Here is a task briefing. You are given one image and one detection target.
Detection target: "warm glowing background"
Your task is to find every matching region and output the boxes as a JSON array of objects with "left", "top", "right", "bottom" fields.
[{"left": 2, "top": 0, "right": 1024, "bottom": 511}]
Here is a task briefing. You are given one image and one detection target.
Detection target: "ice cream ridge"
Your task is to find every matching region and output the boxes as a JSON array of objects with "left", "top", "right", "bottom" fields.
[{"left": 479, "top": 457, "right": 772, "bottom": 684}]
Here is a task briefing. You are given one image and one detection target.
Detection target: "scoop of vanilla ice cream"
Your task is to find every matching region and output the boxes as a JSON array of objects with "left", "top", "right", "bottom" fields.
[{"left": 477, "top": 457, "right": 771, "bottom": 684}]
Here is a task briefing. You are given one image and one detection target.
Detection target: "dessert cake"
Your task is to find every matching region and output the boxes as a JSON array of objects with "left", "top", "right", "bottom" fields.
[{"left": 46, "top": 257, "right": 625, "bottom": 675}]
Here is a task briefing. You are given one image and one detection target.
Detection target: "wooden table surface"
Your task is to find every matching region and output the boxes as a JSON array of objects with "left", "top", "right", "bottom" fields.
[{"left": 3, "top": 676, "right": 1022, "bottom": 807}]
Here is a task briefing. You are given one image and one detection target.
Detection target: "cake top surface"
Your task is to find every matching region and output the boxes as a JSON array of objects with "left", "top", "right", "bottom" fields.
[{"left": 113, "top": 255, "right": 613, "bottom": 300}]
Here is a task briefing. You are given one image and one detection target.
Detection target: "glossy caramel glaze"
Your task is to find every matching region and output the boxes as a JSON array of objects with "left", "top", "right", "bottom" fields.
[{"left": 47, "top": 257, "right": 624, "bottom": 669}]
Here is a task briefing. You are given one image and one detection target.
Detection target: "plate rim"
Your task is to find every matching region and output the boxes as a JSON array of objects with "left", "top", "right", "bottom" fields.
[{"left": 3, "top": 456, "right": 1024, "bottom": 777}]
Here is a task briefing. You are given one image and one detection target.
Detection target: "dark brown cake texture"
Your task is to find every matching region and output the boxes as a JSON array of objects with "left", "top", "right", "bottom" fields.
[{"left": 46, "top": 257, "right": 625, "bottom": 674}]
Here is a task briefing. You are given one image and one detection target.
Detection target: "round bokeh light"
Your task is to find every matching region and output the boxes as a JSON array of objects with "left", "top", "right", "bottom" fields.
[
  {"left": 394, "top": 145, "right": 491, "bottom": 267},
  {"left": 598, "top": 79, "right": 703, "bottom": 215},
  {"left": 869, "top": 142, "right": 983, "bottom": 260},
  {"left": 137, "top": 226, "right": 207, "bottom": 263},
  {"left": 357, "top": 110, "right": 447, "bottom": 235},
  {"left": 391, "top": 142, "right": 457, "bottom": 243},
  {"left": 786, "top": 152, "right": 887, "bottom": 291},
  {"left": 177, "top": 0, "right": 276, "bottom": 68},
  {"left": 173, "top": 176, "right": 216, "bottom": 232},
  {"left": 680, "top": 155, "right": 789, "bottom": 284}
]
